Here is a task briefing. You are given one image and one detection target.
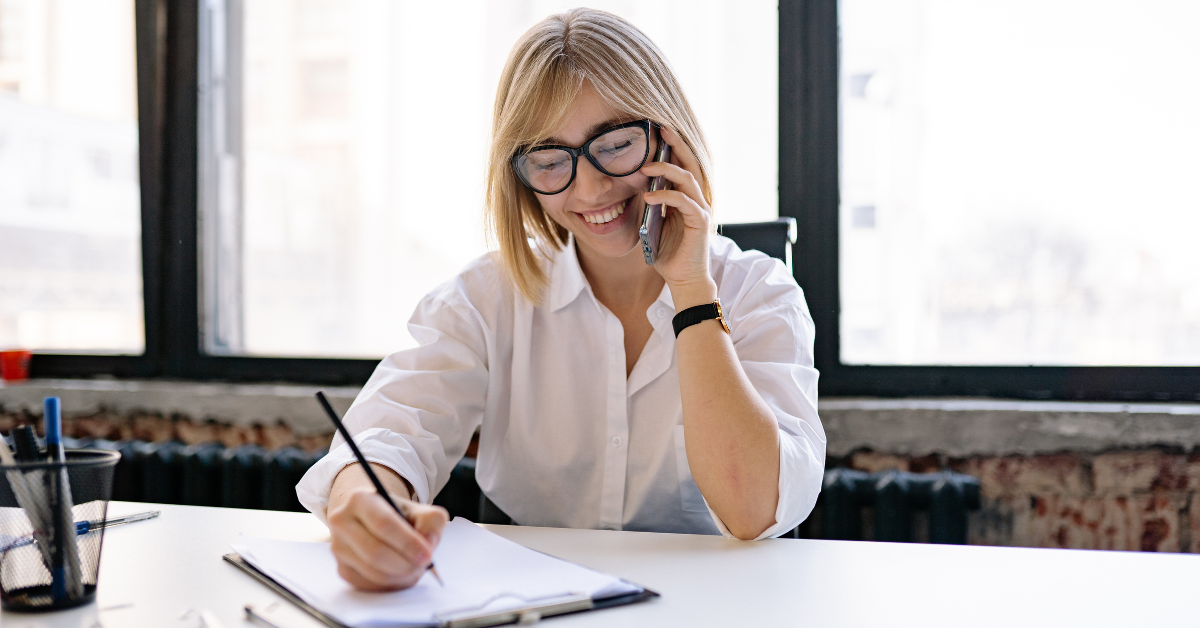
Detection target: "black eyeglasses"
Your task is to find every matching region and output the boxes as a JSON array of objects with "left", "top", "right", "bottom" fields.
[{"left": 511, "top": 120, "right": 657, "bottom": 195}]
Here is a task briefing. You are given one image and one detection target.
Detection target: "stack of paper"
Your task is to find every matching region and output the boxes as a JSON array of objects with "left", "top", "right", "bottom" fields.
[{"left": 232, "top": 518, "right": 642, "bottom": 627}]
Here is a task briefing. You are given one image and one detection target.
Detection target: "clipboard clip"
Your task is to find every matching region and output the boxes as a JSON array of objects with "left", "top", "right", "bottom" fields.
[{"left": 435, "top": 593, "right": 593, "bottom": 628}]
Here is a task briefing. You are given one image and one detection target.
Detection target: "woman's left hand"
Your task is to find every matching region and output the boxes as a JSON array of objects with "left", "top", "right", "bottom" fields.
[{"left": 641, "top": 126, "right": 718, "bottom": 308}]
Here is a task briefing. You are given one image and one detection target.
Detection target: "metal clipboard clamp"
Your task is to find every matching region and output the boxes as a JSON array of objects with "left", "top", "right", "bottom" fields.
[{"left": 435, "top": 592, "right": 594, "bottom": 628}]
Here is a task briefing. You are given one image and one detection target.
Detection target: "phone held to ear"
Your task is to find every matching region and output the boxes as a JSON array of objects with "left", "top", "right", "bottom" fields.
[{"left": 639, "top": 126, "right": 673, "bottom": 265}]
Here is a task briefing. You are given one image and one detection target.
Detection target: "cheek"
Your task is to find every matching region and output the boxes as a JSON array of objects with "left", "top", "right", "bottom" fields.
[
  {"left": 535, "top": 194, "right": 569, "bottom": 224},
  {"left": 620, "top": 173, "right": 652, "bottom": 192}
]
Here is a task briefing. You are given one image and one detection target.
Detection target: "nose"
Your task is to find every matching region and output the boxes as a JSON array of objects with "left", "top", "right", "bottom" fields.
[{"left": 571, "top": 155, "right": 611, "bottom": 203}]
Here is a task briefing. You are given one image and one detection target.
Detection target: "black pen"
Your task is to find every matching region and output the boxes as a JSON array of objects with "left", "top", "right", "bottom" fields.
[{"left": 314, "top": 391, "right": 444, "bottom": 587}]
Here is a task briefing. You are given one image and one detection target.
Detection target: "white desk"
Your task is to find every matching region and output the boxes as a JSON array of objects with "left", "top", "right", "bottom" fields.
[{"left": 1, "top": 502, "right": 1196, "bottom": 627}]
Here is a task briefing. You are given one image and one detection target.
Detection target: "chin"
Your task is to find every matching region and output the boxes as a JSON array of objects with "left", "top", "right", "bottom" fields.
[
  {"left": 577, "top": 217, "right": 643, "bottom": 259},
  {"left": 592, "top": 232, "right": 643, "bottom": 259}
]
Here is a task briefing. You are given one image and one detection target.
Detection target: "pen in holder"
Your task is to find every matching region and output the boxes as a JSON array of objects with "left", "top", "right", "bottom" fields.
[{"left": 0, "top": 449, "right": 120, "bottom": 612}]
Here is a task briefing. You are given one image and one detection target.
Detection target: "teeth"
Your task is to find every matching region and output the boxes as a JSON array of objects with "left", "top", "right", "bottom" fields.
[{"left": 584, "top": 199, "right": 630, "bottom": 225}]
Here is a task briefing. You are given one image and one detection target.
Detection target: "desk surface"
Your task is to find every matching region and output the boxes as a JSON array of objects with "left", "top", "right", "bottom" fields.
[{"left": 1, "top": 502, "right": 1196, "bottom": 628}]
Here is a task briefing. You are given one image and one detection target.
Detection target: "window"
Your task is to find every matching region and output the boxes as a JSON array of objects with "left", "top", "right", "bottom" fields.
[
  {"left": 782, "top": 0, "right": 1200, "bottom": 398},
  {"left": 199, "top": 0, "right": 779, "bottom": 358},
  {"left": 838, "top": 0, "right": 1200, "bottom": 367},
  {"left": 0, "top": 0, "right": 143, "bottom": 353},
  {"left": 31, "top": 0, "right": 1195, "bottom": 398}
]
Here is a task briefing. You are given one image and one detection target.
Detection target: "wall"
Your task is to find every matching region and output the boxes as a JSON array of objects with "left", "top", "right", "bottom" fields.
[
  {"left": 0, "top": 379, "right": 350, "bottom": 451},
  {"left": 823, "top": 399, "right": 1200, "bottom": 552}
]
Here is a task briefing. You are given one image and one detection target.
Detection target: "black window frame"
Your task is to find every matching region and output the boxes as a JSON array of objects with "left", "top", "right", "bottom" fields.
[{"left": 29, "top": 0, "right": 1200, "bottom": 400}]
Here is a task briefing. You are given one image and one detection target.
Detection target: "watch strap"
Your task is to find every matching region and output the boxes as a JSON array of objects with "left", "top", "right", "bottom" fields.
[{"left": 672, "top": 300, "right": 730, "bottom": 337}]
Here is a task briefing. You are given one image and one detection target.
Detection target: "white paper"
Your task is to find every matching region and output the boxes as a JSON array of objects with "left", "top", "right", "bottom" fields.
[{"left": 232, "top": 518, "right": 640, "bottom": 627}]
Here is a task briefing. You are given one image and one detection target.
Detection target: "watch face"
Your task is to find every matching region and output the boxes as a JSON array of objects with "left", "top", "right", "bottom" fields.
[{"left": 713, "top": 300, "right": 730, "bottom": 334}]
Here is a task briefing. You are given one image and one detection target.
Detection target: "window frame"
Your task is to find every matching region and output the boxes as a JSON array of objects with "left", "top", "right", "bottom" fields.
[
  {"left": 779, "top": 0, "right": 1200, "bottom": 401},
  {"left": 30, "top": 0, "right": 1200, "bottom": 399}
]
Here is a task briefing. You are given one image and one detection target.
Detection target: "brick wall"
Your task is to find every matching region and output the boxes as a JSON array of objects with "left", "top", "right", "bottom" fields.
[
  {"left": 847, "top": 449, "right": 1197, "bottom": 552},
  {"left": 0, "top": 407, "right": 335, "bottom": 453}
]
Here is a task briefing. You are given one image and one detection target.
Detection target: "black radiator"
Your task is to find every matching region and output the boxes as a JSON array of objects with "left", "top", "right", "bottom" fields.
[
  {"left": 798, "top": 468, "right": 982, "bottom": 544},
  {"left": 61, "top": 437, "right": 481, "bottom": 515},
  {"left": 59, "top": 437, "right": 327, "bottom": 512},
  {"left": 57, "top": 438, "right": 981, "bottom": 543}
]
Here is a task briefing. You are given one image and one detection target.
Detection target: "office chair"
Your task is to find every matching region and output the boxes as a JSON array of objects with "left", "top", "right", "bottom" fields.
[{"left": 718, "top": 217, "right": 797, "bottom": 271}]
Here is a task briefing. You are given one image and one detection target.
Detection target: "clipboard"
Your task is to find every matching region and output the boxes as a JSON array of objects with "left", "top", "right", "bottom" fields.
[{"left": 224, "top": 552, "right": 659, "bottom": 628}]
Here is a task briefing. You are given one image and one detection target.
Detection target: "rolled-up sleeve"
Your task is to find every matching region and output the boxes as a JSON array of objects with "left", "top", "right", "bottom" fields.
[
  {"left": 296, "top": 290, "right": 489, "bottom": 523},
  {"left": 706, "top": 254, "right": 826, "bottom": 540}
]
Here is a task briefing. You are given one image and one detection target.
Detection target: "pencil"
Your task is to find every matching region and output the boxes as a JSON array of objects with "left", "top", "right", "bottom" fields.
[{"left": 314, "top": 391, "right": 444, "bottom": 587}]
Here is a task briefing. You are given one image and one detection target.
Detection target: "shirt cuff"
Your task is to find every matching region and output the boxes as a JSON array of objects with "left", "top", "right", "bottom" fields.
[{"left": 295, "top": 427, "right": 432, "bottom": 524}]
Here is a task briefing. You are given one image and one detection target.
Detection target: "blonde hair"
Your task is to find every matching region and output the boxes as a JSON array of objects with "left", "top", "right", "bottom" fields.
[{"left": 485, "top": 8, "right": 713, "bottom": 304}]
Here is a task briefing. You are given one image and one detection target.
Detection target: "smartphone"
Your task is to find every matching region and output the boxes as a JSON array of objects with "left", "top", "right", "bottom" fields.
[{"left": 638, "top": 127, "right": 673, "bottom": 265}]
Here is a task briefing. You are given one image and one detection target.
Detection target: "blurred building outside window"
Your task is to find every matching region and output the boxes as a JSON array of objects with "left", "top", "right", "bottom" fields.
[
  {"left": 200, "top": 0, "right": 779, "bottom": 358},
  {"left": 0, "top": 0, "right": 143, "bottom": 354},
  {"left": 840, "top": 0, "right": 1200, "bottom": 366}
]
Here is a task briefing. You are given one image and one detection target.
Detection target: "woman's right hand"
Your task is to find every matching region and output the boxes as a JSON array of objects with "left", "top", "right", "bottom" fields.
[{"left": 326, "top": 463, "right": 449, "bottom": 591}]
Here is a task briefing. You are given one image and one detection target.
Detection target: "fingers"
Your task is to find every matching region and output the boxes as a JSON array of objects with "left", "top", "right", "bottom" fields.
[
  {"left": 357, "top": 492, "right": 435, "bottom": 562},
  {"left": 644, "top": 189, "right": 710, "bottom": 231},
  {"left": 406, "top": 501, "right": 450, "bottom": 548},
  {"left": 338, "top": 559, "right": 424, "bottom": 592},
  {"left": 640, "top": 160, "right": 706, "bottom": 211},
  {"left": 327, "top": 490, "right": 437, "bottom": 591},
  {"left": 642, "top": 126, "right": 705, "bottom": 203}
]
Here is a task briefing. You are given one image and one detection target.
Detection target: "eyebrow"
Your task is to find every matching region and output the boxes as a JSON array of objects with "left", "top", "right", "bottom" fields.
[{"left": 544, "top": 117, "right": 638, "bottom": 147}]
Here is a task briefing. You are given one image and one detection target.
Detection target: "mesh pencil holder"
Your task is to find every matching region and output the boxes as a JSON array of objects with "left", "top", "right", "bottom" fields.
[{"left": 0, "top": 450, "right": 120, "bottom": 612}]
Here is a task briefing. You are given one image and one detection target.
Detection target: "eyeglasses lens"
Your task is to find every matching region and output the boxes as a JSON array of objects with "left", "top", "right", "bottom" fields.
[
  {"left": 516, "top": 149, "right": 574, "bottom": 194},
  {"left": 588, "top": 126, "right": 648, "bottom": 177},
  {"left": 515, "top": 124, "right": 649, "bottom": 194}
]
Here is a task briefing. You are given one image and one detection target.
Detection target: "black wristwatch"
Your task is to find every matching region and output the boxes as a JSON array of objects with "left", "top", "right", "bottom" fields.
[{"left": 672, "top": 299, "right": 731, "bottom": 338}]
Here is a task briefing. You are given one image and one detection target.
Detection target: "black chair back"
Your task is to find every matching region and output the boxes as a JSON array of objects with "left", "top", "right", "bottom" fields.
[{"left": 718, "top": 217, "right": 797, "bottom": 271}]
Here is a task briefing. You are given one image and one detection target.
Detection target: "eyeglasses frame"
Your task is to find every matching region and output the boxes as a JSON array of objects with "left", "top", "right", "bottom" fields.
[{"left": 510, "top": 119, "right": 660, "bottom": 196}]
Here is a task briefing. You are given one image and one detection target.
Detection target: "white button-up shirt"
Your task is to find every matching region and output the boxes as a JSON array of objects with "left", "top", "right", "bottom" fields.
[{"left": 297, "top": 234, "right": 826, "bottom": 539}]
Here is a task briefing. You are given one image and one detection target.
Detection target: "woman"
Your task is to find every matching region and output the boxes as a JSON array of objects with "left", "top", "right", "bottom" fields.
[{"left": 296, "top": 8, "right": 825, "bottom": 591}]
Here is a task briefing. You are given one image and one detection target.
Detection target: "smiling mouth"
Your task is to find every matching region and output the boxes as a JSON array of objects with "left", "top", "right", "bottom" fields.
[{"left": 581, "top": 197, "right": 632, "bottom": 225}]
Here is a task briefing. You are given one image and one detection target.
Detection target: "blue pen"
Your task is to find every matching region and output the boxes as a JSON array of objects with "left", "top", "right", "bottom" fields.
[
  {"left": 44, "top": 397, "right": 63, "bottom": 462},
  {"left": 43, "top": 397, "right": 68, "bottom": 602},
  {"left": 0, "top": 511, "right": 161, "bottom": 552}
]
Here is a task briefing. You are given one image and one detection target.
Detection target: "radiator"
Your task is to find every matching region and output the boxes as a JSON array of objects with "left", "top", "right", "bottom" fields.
[
  {"left": 60, "top": 437, "right": 481, "bottom": 516},
  {"left": 59, "top": 438, "right": 328, "bottom": 512},
  {"left": 800, "top": 468, "right": 983, "bottom": 544},
  {"left": 57, "top": 439, "right": 981, "bottom": 543}
]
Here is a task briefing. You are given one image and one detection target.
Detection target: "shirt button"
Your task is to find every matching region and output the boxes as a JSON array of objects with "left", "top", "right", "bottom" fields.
[
  {"left": 657, "top": 308, "right": 668, "bottom": 319},
  {"left": 612, "top": 436, "right": 622, "bottom": 447}
]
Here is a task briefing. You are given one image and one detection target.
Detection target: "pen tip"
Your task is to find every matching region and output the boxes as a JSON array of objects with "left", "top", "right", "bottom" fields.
[{"left": 430, "top": 565, "right": 445, "bottom": 588}]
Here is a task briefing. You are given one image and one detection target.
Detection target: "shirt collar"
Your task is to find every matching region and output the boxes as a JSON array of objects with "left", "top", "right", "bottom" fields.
[
  {"left": 547, "top": 234, "right": 681, "bottom": 317},
  {"left": 548, "top": 235, "right": 588, "bottom": 312}
]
